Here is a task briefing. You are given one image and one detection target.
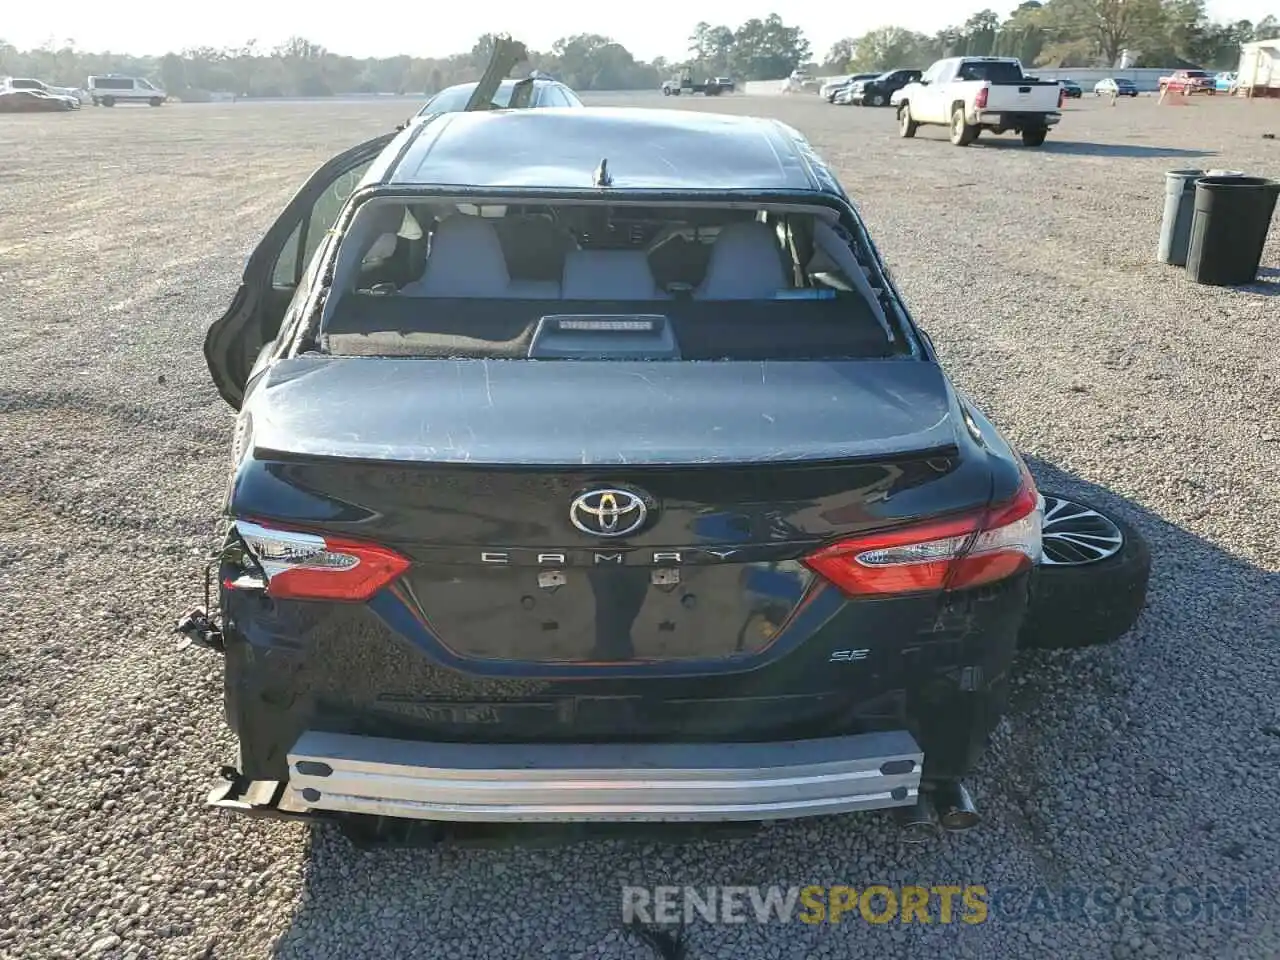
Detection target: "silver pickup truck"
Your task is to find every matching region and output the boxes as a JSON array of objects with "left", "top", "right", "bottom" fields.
[{"left": 895, "top": 56, "right": 1063, "bottom": 147}]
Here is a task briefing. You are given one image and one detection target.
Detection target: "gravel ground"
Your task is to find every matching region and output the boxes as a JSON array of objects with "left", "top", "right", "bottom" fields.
[{"left": 1, "top": 92, "right": 1278, "bottom": 960}]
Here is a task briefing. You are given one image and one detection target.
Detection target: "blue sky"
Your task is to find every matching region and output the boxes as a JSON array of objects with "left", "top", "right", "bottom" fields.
[{"left": 5, "top": 0, "right": 1276, "bottom": 61}]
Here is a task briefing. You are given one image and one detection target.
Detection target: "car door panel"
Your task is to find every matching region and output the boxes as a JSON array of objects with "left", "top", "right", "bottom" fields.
[
  {"left": 204, "top": 133, "right": 396, "bottom": 409},
  {"left": 919, "top": 65, "right": 951, "bottom": 122}
]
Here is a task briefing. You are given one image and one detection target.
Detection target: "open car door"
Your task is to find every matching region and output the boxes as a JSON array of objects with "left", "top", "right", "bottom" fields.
[
  {"left": 463, "top": 35, "right": 529, "bottom": 110},
  {"left": 206, "top": 35, "right": 532, "bottom": 409},
  {"left": 203, "top": 132, "right": 396, "bottom": 409}
]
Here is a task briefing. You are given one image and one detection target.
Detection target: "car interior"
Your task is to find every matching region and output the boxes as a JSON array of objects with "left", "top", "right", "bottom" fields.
[{"left": 314, "top": 200, "right": 902, "bottom": 361}]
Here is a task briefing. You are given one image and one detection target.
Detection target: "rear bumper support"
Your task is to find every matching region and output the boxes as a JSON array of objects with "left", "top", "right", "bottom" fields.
[{"left": 280, "top": 729, "right": 923, "bottom": 823}]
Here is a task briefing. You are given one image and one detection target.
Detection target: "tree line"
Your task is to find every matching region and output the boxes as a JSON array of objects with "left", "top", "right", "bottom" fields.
[
  {"left": 0, "top": 16, "right": 813, "bottom": 99},
  {"left": 826, "top": 0, "right": 1280, "bottom": 76}
]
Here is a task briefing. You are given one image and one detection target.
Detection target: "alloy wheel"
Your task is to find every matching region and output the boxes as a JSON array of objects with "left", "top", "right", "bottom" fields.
[{"left": 1040, "top": 495, "right": 1125, "bottom": 565}]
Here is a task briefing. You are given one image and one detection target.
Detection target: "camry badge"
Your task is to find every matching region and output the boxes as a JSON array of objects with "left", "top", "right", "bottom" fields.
[{"left": 570, "top": 488, "right": 648, "bottom": 538}]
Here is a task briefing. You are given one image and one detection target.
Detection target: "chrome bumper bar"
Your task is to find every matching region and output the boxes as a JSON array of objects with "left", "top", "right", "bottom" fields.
[{"left": 284, "top": 730, "right": 923, "bottom": 823}]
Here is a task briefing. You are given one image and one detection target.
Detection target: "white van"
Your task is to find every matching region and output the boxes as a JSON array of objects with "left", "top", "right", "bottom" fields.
[{"left": 87, "top": 75, "right": 166, "bottom": 107}]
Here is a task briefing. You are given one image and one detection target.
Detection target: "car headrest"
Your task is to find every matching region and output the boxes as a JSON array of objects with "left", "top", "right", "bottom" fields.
[
  {"left": 695, "top": 222, "right": 788, "bottom": 300},
  {"left": 412, "top": 215, "right": 511, "bottom": 297}
]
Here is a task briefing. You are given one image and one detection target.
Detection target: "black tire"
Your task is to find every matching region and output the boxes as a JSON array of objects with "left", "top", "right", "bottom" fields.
[
  {"left": 950, "top": 107, "right": 976, "bottom": 146},
  {"left": 149, "top": 97, "right": 163, "bottom": 107},
  {"left": 1018, "top": 494, "right": 1151, "bottom": 650},
  {"left": 868, "top": 92, "right": 886, "bottom": 107},
  {"left": 101, "top": 96, "right": 115, "bottom": 107},
  {"left": 1022, "top": 128, "right": 1048, "bottom": 147},
  {"left": 898, "top": 104, "right": 918, "bottom": 138}
]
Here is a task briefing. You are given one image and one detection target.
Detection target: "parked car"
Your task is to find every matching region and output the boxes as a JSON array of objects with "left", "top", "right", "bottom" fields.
[
  {"left": 1094, "top": 78, "right": 1139, "bottom": 97},
  {"left": 846, "top": 69, "right": 923, "bottom": 107},
  {"left": 713, "top": 76, "right": 735, "bottom": 93},
  {"left": 896, "top": 57, "right": 1064, "bottom": 146},
  {"left": 1058, "top": 78, "right": 1083, "bottom": 98},
  {"left": 828, "top": 73, "right": 880, "bottom": 103},
  {"left": 820, "top": 75, "right": 853, "bottom": 100},
  {"left": 1, "top": 76, "right": 86, "bottom": 103},
  {"left": 415, "top": 74, "right": 582, "bottom": 118},
  {"left": 1158, "top": 69, "right": 1214, "bottom": 95},
  {"left": 88, "top": 75, "right": 166, "bottom": 106},
  {"left": 0, "top": 88, "right": 79, "bottom": 112},
  {"left": 190, "top": 62, "right": 1150, "bottom": 837},
  {"left": 1214, "top": 71, "right": 1238, "bottom": 92}
]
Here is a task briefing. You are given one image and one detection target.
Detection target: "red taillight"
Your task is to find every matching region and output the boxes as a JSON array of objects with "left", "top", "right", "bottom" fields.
[
  {"left": 802, "top": 472, "right": 1042, "bottom": 598},
  {"left": 975, "top": 86, "right": 989, "bottom": 109},
  {"left": 232, "top": 520, "right": 410, "bottom": 601}
]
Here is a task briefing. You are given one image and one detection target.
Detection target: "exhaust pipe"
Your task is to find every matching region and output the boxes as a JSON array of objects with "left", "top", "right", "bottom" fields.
[
  {"left": 892, "top": 793, "right": 937, "bottom": 843},
  {"left": 932, "top": 781, "right": 980, "bottom": 832}
]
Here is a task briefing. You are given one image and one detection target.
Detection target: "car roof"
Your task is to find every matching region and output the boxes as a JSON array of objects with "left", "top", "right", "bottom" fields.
[{"left": 388, "top": 107, "right": 823, "bottom": 192}]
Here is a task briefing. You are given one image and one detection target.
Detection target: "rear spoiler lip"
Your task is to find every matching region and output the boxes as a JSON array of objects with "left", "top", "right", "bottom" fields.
[{"left": 246, "top": 440, "right": 964, "bottom": 470}]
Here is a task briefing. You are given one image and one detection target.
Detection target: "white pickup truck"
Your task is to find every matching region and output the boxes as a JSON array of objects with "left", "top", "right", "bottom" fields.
[{"left": 895, "top": 57, "right": 1063, "bottom": 147}]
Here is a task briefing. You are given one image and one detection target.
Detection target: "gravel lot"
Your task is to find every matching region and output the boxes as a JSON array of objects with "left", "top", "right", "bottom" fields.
[{"left": 1, "top": 91, "right": 1278, "bottom": 960}]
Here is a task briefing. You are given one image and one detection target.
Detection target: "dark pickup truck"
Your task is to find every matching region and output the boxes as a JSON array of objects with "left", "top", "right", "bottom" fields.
[{"left": 662, "top": 76, "right": 729, "bottom": 96}]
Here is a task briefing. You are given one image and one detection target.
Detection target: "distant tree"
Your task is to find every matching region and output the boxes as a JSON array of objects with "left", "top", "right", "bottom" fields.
[
  {"left": 1040, "top": 0, "right": 1166, "bottom": 66},
  {"left": 992, "top": 3, "right": 1046, "bottom": 63},
  {"left": 850, "top": 27, "right": 936, "bottom": 71},
  {"left": 1255, "top": 14, "right": 1280, "bottom": 40},
  {"left": 732, "top": 14, "right": 810, "bottom": 80},
  {"left": 548, "top": 34, "right": 660, "bottom": 90},
  {"left": 824, "top": 38, "right": 856, "bottom": 71},
  {"left": 962, "top": 9, "right": 1002, "bottom": 56},
  {"left": 687, "top": 22, "right": 737, "bottom": 76}
]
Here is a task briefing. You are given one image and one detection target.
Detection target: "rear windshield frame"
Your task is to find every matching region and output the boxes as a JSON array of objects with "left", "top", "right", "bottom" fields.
[{"left": 287, "top": 187, "right": 923, "bottom": 363}]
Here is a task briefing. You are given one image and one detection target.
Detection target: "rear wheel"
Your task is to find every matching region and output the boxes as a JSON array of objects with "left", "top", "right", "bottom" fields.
[
  {"left": 868, "top": 92, "right": 886, "bottom": 107},
  {"left": 1018, "top": 494, "right": 1151, "bottom": 650},
  {"left": 101, "top": 96, "right": 115, "bottom": 107},
  {"left": 898, "top": 104, "right": 918, "bottom": 138},
  {"left": 950, "top": 107, "right": 976, "bottom": 146},
  {"left": 1022, "top": 128, "right": 1048, "bottom": 147}
]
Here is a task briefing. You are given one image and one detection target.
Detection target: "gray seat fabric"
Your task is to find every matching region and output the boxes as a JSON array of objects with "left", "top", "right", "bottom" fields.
[
  {"left": 561, "top": 249, "right": 668, "bottom": 300},
  {"left": 694, "top": 222, "right": 789, "bottom": 300},
  {"left": 401, "top": 215, "right": 559, "bottom": 298}
]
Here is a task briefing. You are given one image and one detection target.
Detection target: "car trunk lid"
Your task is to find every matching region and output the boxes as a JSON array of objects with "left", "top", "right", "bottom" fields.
[{"left": 232, "top": 358, "right": 982, "bottom": 668}]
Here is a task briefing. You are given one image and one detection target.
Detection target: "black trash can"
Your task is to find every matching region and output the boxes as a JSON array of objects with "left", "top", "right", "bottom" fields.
[
  {"left": 1185, "top": 176, "right": 1280, "bottom": 286},
  {"left": 1157, "top": 169, "right": 1204, "bottom": 266}
]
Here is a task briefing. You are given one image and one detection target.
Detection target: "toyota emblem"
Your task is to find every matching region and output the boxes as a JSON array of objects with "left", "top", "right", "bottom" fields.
[{"left": 570, "top": 488, "right": 649, "bottom": 538}]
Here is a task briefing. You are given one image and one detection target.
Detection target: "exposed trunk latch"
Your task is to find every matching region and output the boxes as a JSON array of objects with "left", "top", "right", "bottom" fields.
[
  {"left": 651, "top": 568, "right": 681, "bottom": 587},
  {"left": 537, "top": 570, "right": 567, "bottom": 591}
]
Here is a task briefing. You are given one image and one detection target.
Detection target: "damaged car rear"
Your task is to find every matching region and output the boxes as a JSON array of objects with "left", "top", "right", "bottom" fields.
[{"left": 189, "top": 105, "right": 1150, "bottom": 838}]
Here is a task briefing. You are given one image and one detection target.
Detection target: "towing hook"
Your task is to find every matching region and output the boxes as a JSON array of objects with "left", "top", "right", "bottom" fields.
[{"left": 174, "top": 606, "right": 224, "bottom": 653}]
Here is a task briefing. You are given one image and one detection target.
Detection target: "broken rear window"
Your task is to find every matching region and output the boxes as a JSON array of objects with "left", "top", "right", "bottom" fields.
[{"left": 315, "top": 200, "right": 904, "bottom": 362}]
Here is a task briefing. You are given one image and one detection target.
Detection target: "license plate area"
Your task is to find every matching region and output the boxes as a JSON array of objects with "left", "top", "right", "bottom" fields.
[{"left": 404, "top": 562, "right": 812, "bottom": 663}]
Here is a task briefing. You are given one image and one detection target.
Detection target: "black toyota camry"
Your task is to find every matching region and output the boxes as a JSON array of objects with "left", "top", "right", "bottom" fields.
[{"left": 186, "top": 61, "right": 1150, "bottom": 837}]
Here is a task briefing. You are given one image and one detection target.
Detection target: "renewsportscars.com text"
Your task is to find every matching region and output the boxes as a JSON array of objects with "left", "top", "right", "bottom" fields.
[{"left": 621, "top": 884, "right": 1251, "bottom": 926}]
